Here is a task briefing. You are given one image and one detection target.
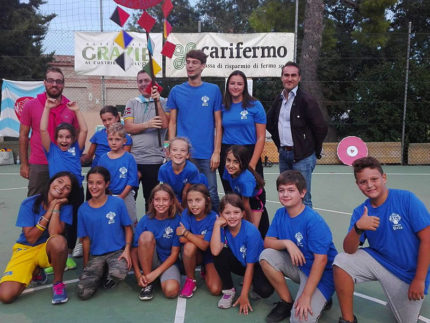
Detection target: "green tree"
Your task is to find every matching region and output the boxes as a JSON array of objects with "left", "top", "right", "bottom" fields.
[{"left": 0, "top": 0, "right": 55, "bottom": 81}]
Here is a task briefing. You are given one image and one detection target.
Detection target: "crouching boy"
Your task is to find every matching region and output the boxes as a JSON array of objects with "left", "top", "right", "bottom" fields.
[{"left": 260, "top": 170, "right": 337, "bottom": 322}]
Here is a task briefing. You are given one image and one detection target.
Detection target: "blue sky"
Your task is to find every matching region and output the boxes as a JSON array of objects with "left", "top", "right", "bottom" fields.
[{"left": 39, "top": 0, "right": 198, "bottom": 55}]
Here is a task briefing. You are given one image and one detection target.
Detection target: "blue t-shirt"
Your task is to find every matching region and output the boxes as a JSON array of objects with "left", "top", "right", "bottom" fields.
[
  {"left": 351, "top": 189, "right": 430, "bottom": 293},
  {"left": 222, "top": 100, "right": 266, "bottom": 145},
  {"left": 96, "top": 152, "right": 138, "bottom": 195},
  {"left": 220, "top": 219, "right": 263, "bottom": 267},
  {"left": 16, "top": 195, "right": 73, "bottom": 246},
  {"left": 158, "top": 160, "right": 200, "bottom": 202},
  {"left": 90, "top": 129, "right": 132, "bottom": 166},
  {"left": 167, "top": 82, "right": 222, "bottom": 159},
  {"left": 267, "top": 206, "right": 338, "bottom": 300},
  {"left": 133, "top": 214, "right": 181, "bottom": 262},
  {"left": 222, "top": 168, "right": 258, "bottom": 198},
  {"left": 46, "top": 142, "right": 83, "bottom": 186},
  {"left": 77, "top": 196, "right": 131, "bottom": 256}
]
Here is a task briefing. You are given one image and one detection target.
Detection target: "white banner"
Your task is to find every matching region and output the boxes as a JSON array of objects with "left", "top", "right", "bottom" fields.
[
  {"left": 74, "top": 32, "right": 163, "bottom": 77},
  {"left": 166, "top": 33, "right": 294, "bottom": 78}
]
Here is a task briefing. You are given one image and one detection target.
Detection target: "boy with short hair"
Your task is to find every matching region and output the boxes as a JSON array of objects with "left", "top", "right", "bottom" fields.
[
  {"left": 260, "top": 170, "right": 337, "bottom": 323},
  {"left": 334, "top": 156, "right": 430, "bottom": 323}
]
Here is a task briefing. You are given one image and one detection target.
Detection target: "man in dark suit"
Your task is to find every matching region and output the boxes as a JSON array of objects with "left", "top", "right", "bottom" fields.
[{"left": 267, "top": 61, "right": 327, "bottom": 207}]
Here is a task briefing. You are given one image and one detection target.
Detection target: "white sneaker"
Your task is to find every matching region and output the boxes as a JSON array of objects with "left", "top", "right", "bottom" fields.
[
  {"left": 218, "top": 288, "right": 236, "bottom": 309},
  {"left": 72, "top": 242, "right": 83, "bottom": 258}
]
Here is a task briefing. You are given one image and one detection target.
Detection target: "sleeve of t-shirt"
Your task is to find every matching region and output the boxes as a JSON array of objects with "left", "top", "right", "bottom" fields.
[
  {"left": 213, "top": 86, "right": 222, "bottom": 112},
  {"left": 203, "top": 214, "right": 216, "bottom": 242},
  {"left": 254, "top": 101, "right": 267, "bottom": 124},
  {"left": 406, "top": 192, "right": 430, "bottom": 233},
  {"left": 307, "top": 216, "right": 333, "bottom": 255},
  {"left": 172, "top": 218, "right": 181, "bottom": 247},
  {"left": 117, "top": 197, "right": 132, "bottom": 226},
  {"left": 246, "top": 226, "right": 263, "bottom": 263},
  {"left": 59, "top": 205, "right": 73, "bottom": 225},
  {"left": 160, "top": 97, "right": 170, "bottom": 113},
  {"left": 187, "top": 162, "right": 200, "bottom": 184},
  {"left": 238, "top": 175, "right": 256, "bottom": 198},
  {"left": 77, "top": 205, "right": 88, "bottom": 238},
  {"left": 181, "top": 211, "right": 191, "bottom": 230},
  {"left": 126, "top": 154, "right": 139, "bottom": 187},
  {"left": 20, "top": 101, "right": 32, "bottom": 127},
  {"left": 158, "top": 165, "right": 167, "bottom": 182},
  {"left": 16, "top": 198, "right": 36, "bottom": 228},
  {"left": 266, "top": 209, "right": 281, "bottom": 238},
  {"left": 123, "top": 99, "right": 135, "bottom": 119},
  {"left": 166, "top": 88, "right": 178, "bottom": 110},
  {"left": 89, "top": 130, "right": 99, "bottom": 144}
]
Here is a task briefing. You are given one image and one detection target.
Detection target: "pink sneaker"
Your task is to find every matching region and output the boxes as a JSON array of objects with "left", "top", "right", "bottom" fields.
[{"left": 180, "top": 277, "right": 197, "bottom": 298}]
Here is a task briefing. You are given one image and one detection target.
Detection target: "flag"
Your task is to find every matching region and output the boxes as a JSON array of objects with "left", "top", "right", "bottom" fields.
[
  {"left": 114, "top": 30, "right": 133, "bottom": 49},
  {"left": 0, "top": 79, "right": 44, "bottom": 137},
  {"left": 147, "top": 35, "right": 155, "bottom": 55},
  {"left": 162, "top": 0, "right": 173, "bottom": 18},
  {"left": 138, "top": 11, "right": 157, "bottom": 33},
  {"left": 114, "top": 0, "right": 162, "bottom": 9},
  {"left": 161, "top": 41, "right": 176, "bottom": 58},
  {"left": 142, "top": 59, "right": 162, "bottom": 76},
  {"left": 110, "top": 6, "right": 130, "bottom": 27},
  {"left": 115, "top": 52, "right": 134, "bottom": 71}
]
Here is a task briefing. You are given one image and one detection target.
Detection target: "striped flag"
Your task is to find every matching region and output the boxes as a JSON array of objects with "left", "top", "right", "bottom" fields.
[{"left": 0, "top": 79, "right": 44, "bottom": 137}]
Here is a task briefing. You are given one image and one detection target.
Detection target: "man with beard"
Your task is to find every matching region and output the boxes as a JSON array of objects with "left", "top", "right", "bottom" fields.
[
  {"left": 167, "top": 49, "right": 222, "bottom": 211},
  {"left": 19, "top": 67, "right": 79, "bottom": 196}
]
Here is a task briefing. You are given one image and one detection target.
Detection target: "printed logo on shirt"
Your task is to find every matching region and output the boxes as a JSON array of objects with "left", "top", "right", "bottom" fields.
[
  {"left": 234, "top": 185, "right": 241, "bottom": 194},
  {"left": 201, "top": 229, "right": 207, "bottom": 236},
  {"left": 68, "top": 146, "right": 76, "bottom": 156},
  {"left": 201, "top": 96, "right": 210, "bottom": 107},
  {"left": 183, "top": 178, "right": 188, "bottom": 184},
  {"left": 106, "top": 211, "right": 116, "bottom": 224},
  {"left": 163, "top": 226, "right": 174, "bottom": 239},
  {"left": 119, "top": 167, "right": 128, "bottom": 179},
  {"left": 240, "top": 110, "right": 248, "bottom": 120},
  {"left": 295, "top": 232, "right": 304, "bottom": 247},
  {"left": 124, "top": 107, "right": 132, "bottom": 115},
  {"left": 389, "top": 213, "right": 403, "bottom": 230},
  {"left": 240, "top": 245, "right": 247, "bottom": 259}
]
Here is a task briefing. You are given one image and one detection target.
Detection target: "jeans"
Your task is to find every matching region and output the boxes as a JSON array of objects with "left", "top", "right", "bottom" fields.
[
  {"left": 279, "top": 151, "right": 316, "bottom": 208},
  {"left": 190, "top": 158, "right": 219, "bottom": 212}
]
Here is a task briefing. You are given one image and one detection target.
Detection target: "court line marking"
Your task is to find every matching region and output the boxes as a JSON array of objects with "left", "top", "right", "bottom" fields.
[
  {"left": 174, "top": 297, "right": 187, "bottom": 323},
  {"left": 0, "top": 187, "right": 27, "bottom": 191},
  {"left": 22, "top": 278, "right": 79, "bottom": 294},
  {"left": 266, "top": 199, "right": 352, "bottom": 215}
]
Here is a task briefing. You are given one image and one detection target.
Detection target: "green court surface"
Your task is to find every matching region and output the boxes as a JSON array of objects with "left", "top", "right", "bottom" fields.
[{"left": 1, "top": 164, "right": 430, "bottom": 322}]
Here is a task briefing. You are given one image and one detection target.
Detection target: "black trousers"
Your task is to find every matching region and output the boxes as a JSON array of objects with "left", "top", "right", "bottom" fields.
[
  {"left": 135, "top": 163, "right": 162, "bottom": 213},
  {"left": 213, "top": 246, "right": 273, "bottom": 298}
]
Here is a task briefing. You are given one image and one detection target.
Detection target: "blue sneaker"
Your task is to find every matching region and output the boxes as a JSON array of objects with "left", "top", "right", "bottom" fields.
[
  {"left": 31, "top": 269, "right": 48, "bottom": 286},
  {"left": 52, "top": 282, "right": 68, "bottom": 305}
]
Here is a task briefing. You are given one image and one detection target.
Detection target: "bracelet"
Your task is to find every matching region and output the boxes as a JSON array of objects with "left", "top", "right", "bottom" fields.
[
  {"left": 36, "top": 224, "right": 46, "bottom": 232},
  {"left": 40, "top": 216, "right": 49, "bottom": 222},
  {"left": 52, "top": 210, "right": 60, "bottom": 213},
  {"left": 125, "top": 242, "right": 131, "bottom": 245},
  {"left": 354, "top": 222, "right": 364, "bottom": 235}
]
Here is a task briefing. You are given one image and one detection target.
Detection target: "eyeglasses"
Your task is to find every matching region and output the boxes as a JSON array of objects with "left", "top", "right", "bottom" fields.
[{"left": 46, "top": 78, "right": 64, "bottom": 85}]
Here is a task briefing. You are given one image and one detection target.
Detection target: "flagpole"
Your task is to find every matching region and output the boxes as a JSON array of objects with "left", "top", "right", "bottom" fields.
[{"left": 145, "top": 27, "right": 162, "bottom": 147}]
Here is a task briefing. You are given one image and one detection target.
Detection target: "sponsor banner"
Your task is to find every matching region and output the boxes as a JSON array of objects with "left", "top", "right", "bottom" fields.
[
  {"left": 166, "top": 33, "right": 294, "bottom": 78},
  {"left": 0, "top": 79, "right": 44, "bottom": 137},
  {"left": 74, "top": 32, "right": 163, "bottom": 77}
]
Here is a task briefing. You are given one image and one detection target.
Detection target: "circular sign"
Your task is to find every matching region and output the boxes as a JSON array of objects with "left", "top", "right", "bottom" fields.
[
  {"left": 114, "top": 0, "right": 163, "bottom": 9},
  {"left": 14, "top": 96, "right": 33, "bottom": 121},
  {"left": 337, "top": 136, "right": 368, "bottom": 166}
]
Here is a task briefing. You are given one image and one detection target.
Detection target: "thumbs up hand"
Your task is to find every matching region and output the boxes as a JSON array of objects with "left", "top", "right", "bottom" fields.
[{"left": 356, "top": 206, "right": 380, "bottom": 231}]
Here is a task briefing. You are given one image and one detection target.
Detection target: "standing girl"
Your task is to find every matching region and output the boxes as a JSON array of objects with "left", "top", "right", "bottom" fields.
[
  {"left": 219, "top": 70, "right": 266, "bottom": 192},
  {"left": 82, "top": 105, "right": 132, "bottom": 167},
  {"left": 210, "top": 194, "right": 273, "bottom": 314},
  {"left": 96, "top": 123, "right": 138, "bottom": 225},
  {"left": 176, "top": 184, "right": 222, "bottom": 298},
  {"left": 131, "top": 184, "right": 181, "bottom": 300},
  {"left": 223, "top": 145, "right": 269, "bottom": 237},
  {"left": 40, "top": 98, "right": 88, "bottom": 271},
  {"left": 158, "top": 137, "right": 201, "bottom": 207},
  {"left": 77, "top": 166, "right": 132, "bottom": 300}
]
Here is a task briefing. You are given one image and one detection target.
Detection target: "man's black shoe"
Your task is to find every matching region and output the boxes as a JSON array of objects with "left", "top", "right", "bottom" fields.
[{"left": 266, "top": 300, "right": 294, "bottom": 323}]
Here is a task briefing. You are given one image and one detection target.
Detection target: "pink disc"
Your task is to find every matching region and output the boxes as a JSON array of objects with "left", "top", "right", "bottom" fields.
[{"left": 337, "top": 136, "right": 368, "bottom": 166}]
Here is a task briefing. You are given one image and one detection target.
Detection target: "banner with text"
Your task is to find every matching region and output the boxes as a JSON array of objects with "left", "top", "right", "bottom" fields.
[
  {"left": 74, "top": 32, "right": 163, "bottom": 77},
  {"left": 166, "top": 33, "right": 294, "bottom": 78}
]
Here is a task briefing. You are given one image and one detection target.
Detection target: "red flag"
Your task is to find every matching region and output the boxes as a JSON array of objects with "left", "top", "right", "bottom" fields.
[
  {"left": 164, "top": 20, "right": 172, "bottom": 38},
  {"left": 138, "top": 11, "right": 156, "bottom": 32},
  {"left": 114, "top": 0, "right": 162, "bottom": 9},
  {"left": 162, "top": 0, "right": 173, "bottom": 18},
  {"left": 161, "top": 41, "right": 176, "bottom": 58}
]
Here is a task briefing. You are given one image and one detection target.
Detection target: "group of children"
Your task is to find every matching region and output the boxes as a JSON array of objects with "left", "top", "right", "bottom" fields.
[{"left": 0, "top": 99, "right": 429, "bottom": 323}]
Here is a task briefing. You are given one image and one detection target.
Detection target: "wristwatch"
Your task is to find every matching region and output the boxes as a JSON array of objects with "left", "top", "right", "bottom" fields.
[{"left": 354, "top": 222, "right": 364, "bottom": 235}]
